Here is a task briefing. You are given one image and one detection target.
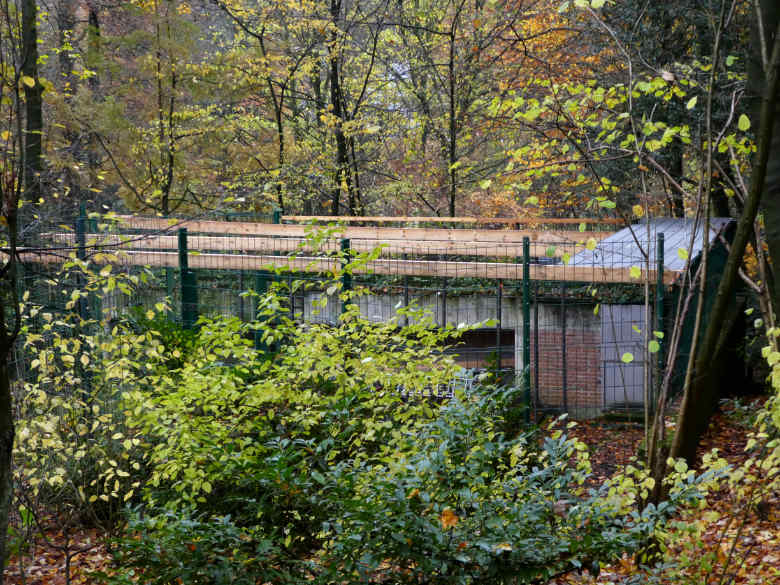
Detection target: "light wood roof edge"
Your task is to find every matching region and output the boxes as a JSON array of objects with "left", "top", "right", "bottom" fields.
[
  {"left": 282, "top": 215, "right": 625, "bottom": 225},
  {"left": 43, "top": 232, "right": 591, "bottom": 258},
  {"left": 111, "top": 216, "right": 614, "bottom": 244}
]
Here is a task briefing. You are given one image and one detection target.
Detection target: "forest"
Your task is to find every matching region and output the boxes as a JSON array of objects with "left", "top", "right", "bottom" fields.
[{"left": 0, "top": 0, "right": 780, "bottom": 583}]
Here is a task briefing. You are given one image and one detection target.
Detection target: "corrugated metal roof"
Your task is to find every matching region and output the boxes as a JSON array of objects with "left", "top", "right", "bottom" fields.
[{"left": 570, "top": 217, "right": 734, "bottom": 272}]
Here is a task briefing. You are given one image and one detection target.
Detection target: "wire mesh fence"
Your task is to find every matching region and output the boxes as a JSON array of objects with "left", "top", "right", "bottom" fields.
[{"left": 12, "top": 210, "right": 670, "bottom": 419}]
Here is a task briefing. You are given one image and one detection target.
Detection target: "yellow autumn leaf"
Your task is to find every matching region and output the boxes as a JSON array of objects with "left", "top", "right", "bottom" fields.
[
  {"left": 1, "top": 131, "right": 9, "bottom": 141},
  {"left": 629, "top": 265, "right": 641, "bottom": 279},
  {"left": 440, "top": 507, "right": 459, "bottom": 530},
  {"left": 586, "top": 238, "right": 597, "bottom": 251},
  {"left": 21, "top": 75, "right": 35, "bottom": 88},
  {"left": 632, "top": 204, "right": 644, "bottom": 217}
]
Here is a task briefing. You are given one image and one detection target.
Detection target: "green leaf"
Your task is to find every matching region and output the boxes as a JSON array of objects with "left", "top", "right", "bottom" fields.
[
  {"left": 621, "top": 352, "right": 634, "bottom": 364},
  {"left": 545, "top": 246, "right": 557, "bottom": 257},
  {"left": 677, "top": 247, "right": 689, "bottom": 260},
  {"left": 738, "top": 114, "right": 750, "bottom": 132},
  {"left": 586, "top": 238, "right": 597, "bottom": 251},
  {"left": 479, "top": 179, "right": 492, "bottom": 190},
  {"left": 629, "top": 265, "right": 641, "bottom": 279},
  {"left": 21, "top": 75, "right": 35, "bottom": 88},
  {"left": 649, "top": 340, "right": 660, "bottom": 353},
  {"left": 591, "top": 0, "right": 606, "bottom": 8},
  {"left": 686, "top": 96, "right": 697, "bottom": 110}
]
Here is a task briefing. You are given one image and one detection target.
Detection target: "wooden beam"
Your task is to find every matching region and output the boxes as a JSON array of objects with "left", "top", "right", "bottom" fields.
[
  {"left": 112, "top": 216, "right": 612, "bottom": 244},
  {"left": 282, "top": 215, "right": 625, "bottom": 226},
  {"left": 45, "top": 232, "right": 586, "bottom": 258},
  {"left": 16, "top": 249, "right": 679, "bottom": 284}
]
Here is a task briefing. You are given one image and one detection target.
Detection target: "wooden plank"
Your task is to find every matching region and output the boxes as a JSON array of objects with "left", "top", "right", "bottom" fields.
[
  {"left": 113, "top": 216, "right": 612, "bottom": 244},
  {"left": 16, "top": 249, "right": 678, "bottom": 284},
  {"left": 45, "top": 232, "right": 585, "bottom": 258},
  {"left": 283, "top": 215, "right": 625, "bottom": 226}
]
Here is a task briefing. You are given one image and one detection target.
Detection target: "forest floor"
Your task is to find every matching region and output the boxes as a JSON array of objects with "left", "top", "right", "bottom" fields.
[
  {"left": 6, "top": 397, "right": 778, "bottom": 585},
  {"left": 562, "top": 396, "right": 780, "bottom": 585}
]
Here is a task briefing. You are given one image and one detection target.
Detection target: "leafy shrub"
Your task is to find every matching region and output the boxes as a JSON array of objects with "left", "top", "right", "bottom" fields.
[
  {"left": 97, "top": 509, "right": 290, "bottom": 585},
  {"left": 123, "top": 302, "right": 466, "bottom": 545},
  {"left": 16, "top": 282, "right": 154, "bottom": 528},
  {"left": 122, "top": 305, "right": 198, "bottom": 370},
  {"left": 312, "top": 382, "right": 709, "bottom": 585}
]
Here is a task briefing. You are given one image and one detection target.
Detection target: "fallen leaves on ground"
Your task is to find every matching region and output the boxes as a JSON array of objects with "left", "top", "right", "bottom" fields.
[
  {"left": 5, "top": 525, "right": 112, "bottom": 585},
  {"left": 559, "top": 397, "right": 780, "bottom": 585}
]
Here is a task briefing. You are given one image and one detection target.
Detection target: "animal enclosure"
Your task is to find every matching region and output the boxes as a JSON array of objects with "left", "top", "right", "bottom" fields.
[{"left": 13, "top": 211, "right": 716, "bottom": 419}]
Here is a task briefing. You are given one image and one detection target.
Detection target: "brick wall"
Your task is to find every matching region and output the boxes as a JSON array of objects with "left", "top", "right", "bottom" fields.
[{"left": 532, "top": 329, "right": 602, "bottom": 411}]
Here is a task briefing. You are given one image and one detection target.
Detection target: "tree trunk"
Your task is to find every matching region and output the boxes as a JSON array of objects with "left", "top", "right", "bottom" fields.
[
  {"left": 0, "top": 4, "right": 39, "bottom": 575},
  {"left": 0, "top": 356, "right": 13, "bottom": 583},
  {"left": 0, "top": 190, "right": 20, "bottom": 585},
  {"left": 59, "top": 0, "right": 83, "bottom": 216},
  {"left": 754, "top": 1, "right": 780, "bottom": 313},
  {"left": 87, "top": 6, "right": 100, "bottom": 91},
  {"left": 328, "top": 0, "right": 353, "bottom": 216},
  {"left": 22, "top": 0, "right": 43, "bottom": 203},
  {"left": 670, "top": 12, "right": 780, "bottom": 465},
  {"left": 668, "top": 143, "right": 685, "bottom": 217},
  {"left": 447, "top": 27, "right": 457, "bottom": 218},
  {"left": 58, "top": 0, "right": 77, "bottom": 93}
]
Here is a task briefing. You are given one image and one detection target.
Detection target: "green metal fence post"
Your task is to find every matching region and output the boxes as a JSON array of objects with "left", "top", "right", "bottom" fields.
[
  {"left": 178, "top": 228, "right": 198, "bottom": 329},
  {"left": 522, "top": 237, "right": 531, "bottom": 422},
  {"left": 496, "top": 280, "right": 502, "bottom": 381},
  {"left": 341, "top": 238, "right": 352, "bottom": 314},
  {"left": 655, "top": 232, "right": 665, "bottom": 403},
  {"left": 254, "top": 270, "right": 270, "bottom": 351},
  {"left": 166, "top": 267, "right": 175, "bottom": 319},
  {"left": 273, "top": 209, "right": 282, "bottom": 224},
  {"left": 76, "top": 204, "right": 89, "bottom": 320},
  {"left": 76, "top": 203, "right": 86, "bottom": 261}
]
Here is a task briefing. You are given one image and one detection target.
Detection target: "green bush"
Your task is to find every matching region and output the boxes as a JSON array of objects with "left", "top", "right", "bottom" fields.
[
  {"left": 97, "top": 509, "right": 291, "bottom": 585},
  {"left": 123, "top": 303, "right": 463, "bottom": 543},
  {"left": 313, "top": 384, "right": 707, "bottom": 585}
]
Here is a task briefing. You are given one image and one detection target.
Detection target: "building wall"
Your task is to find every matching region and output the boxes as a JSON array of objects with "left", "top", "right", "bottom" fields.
[
  {"left": 291, "top": 291, "right": 645, "bottom": 416},
  {"left": 518, "top": 303, "right": 603, "bottom": 415}
]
